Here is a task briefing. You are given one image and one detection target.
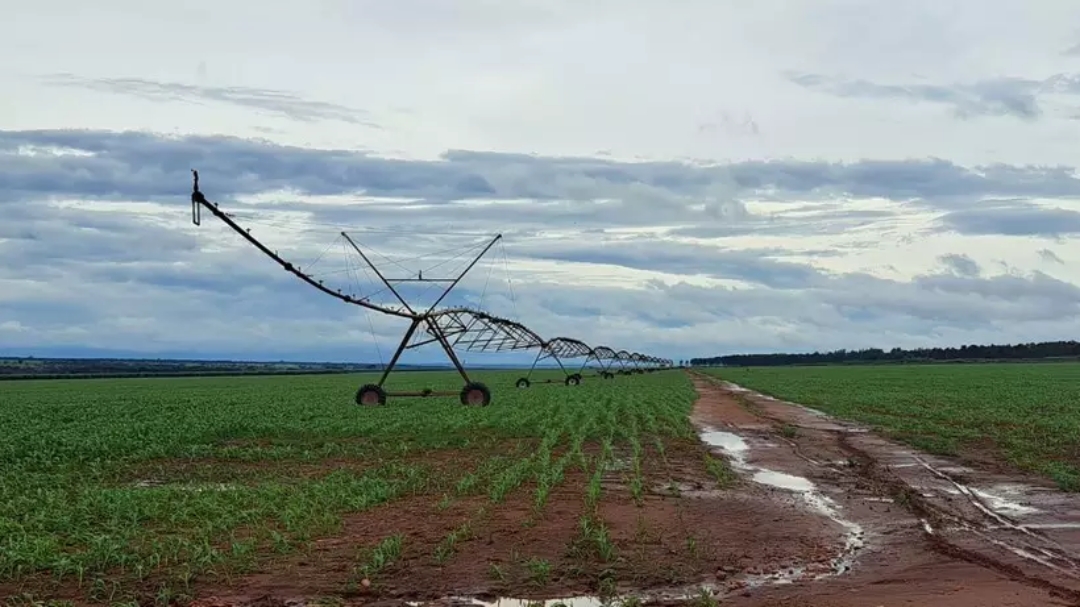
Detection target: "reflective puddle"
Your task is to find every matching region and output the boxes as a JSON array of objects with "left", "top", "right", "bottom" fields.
[
  {"left": 752, "top": 470, "right": 815, "bottom": 492},
  {"left": 698, "top": 426, "right": 866, "bottom": 579},
  {"left": 439, "top": 585, "right": 723, "bottom": 607}
]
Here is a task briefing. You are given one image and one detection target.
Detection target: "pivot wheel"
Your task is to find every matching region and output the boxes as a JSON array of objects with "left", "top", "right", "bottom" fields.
[
  {"left": 356, "top": 383, "right": 387, "bottom": 406},
  {"left": 564, "top": 374, "right": 582, "bottom": 386},
  {"left": 603, "top": 371, "right": 614, "bottom": 379},
  {"left": 460, "top": 382, "right": 492, "bottom": 406},
  {"left": 516, "top": 377, "right": 531, "bottom": 389}
]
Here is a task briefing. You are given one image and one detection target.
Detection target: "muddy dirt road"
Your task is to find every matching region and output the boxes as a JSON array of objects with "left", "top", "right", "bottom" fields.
[{"left": 688, "top": 372, "right": 1080, "bottom": 606}]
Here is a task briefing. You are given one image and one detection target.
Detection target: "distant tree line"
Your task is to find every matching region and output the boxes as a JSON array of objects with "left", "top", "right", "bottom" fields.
[
  {"left": 0, "top": 357, "right": 518, "bottom": 380},
  {"left": 0, "top": 357, "right": 379, "bottom": 380},
  {"left": 691, "top": 340, "right": 1080, "bottom": 367}
]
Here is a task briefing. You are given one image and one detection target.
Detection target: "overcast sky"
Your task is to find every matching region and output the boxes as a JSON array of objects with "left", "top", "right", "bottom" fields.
[{"left": 4, "top": 0, "right": 1080, "bottom": 364}]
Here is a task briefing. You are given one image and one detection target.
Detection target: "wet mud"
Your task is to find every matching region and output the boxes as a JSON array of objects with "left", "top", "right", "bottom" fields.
[{"left": 680, "top": 373, "right": 1080, "bottom": 606}]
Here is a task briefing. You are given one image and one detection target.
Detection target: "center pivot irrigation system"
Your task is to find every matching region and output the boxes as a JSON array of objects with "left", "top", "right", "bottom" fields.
[
  {"left": 512, "top": 341, "right": 670, "bottom": 388},
  {"left": 189, "top": 170, "right": 673, "bottom": 406}
]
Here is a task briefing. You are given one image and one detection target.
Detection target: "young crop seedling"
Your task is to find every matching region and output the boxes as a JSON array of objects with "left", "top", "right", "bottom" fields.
[
  {"left": 344, "top": 534, "right": 404, "bottom": 592},
  {"left": 433, "top": 521, "right": 474, "bottom": 565},
  {"left": 488, "top": 562, "right": 508, "bottom": 582},
  {"left": 595, "top": 571, "right": 619, "bottom": 603},
  {"left": 489, "top": 455, "right": 537, "bottom": 503},
  {"left": 363, "top": 534, "right": 404, "bottom": 577},
  {"left": 704, "top": 453, "right": 738, "bottom": 488},
  {"left": 525, "top": 557, "right": 552, "bottom": 587},
  {"left": 626, "top": 423, "right": 647, "bottom": 506},
  {"left": 456, "top": 472, "right": 480, "bottom": 495},
  {"left": 570, "top": 515, "right": 617, "bottom": 564},
  {"left": 685, "top": 535, "right": 699, "bottom": 559}
]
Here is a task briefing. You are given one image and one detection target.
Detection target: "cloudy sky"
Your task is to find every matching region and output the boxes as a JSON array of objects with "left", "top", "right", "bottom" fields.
[{"left": 5, "top": 0, "right": 1080, "bottom": 364}]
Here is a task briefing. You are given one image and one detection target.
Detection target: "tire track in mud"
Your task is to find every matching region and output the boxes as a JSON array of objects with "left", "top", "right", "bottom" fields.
[
  {"left": 688, "top": 371, "right": 1080, "bottom": 605},
  {"left": 835, "top": 432, "right": 1080, "bottom": 604}
]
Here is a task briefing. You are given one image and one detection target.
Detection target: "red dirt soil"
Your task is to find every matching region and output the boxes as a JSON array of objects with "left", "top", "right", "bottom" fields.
[
  {"left": 685, "top": 373, "right": 1080, "bottom": 606},
  {"left": 183, "top": 445, "right": 845, "bottom": 605},
  {"left": 10, "top": 372, "right": 1080, "bottom": 606}
]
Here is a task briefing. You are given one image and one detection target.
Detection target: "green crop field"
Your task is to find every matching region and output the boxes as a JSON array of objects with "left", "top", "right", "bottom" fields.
[
  {"left": 703, "top": 362, "right": 1080, "bottom": 491},
  {"left": 0, "top": 368, "right": 709, "bottom": 605}
]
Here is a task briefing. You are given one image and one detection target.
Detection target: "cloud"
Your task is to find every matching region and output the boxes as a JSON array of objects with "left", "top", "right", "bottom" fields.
[
  {"left": 515, "top": 239, "right": 831, "bottom": 290},
  {"left": 785, "top": 72, "right": 1080, "bottom": 121},
  {"left": 697, "top": 111, "right": 761, "bottom": 138},
  {"left": 1039, "top": 248, "right": 1065, "bottom": 264},
  {"left": 4, "top": 128, "right": 1080, "bottom": 361},
  {"left": 937, "top": 202, "right": 1080, "bottom": 236},
  {"left": 41, "top": 74, "right": 382, "bottom": 128},
  {"left": 6, "top": 129, "right": 1080, "bottom": 210},
  {"left": 938, "top": 253, "right": 981, "bottom": 277}
]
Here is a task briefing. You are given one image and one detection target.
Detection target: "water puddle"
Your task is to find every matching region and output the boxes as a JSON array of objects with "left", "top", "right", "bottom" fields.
[
  {"left": 698, "top": 425, "right": 866, "bottom": 580},
  {"left": 450, "top": 596, "right": 603, "bottom": 607},
  {"left": 913, "top": 457, "right": 1043, "bottom": 520},
  {"left": 972, "top": 488, "right": 1041, "bottom": 516},
  {"left": 752, "top": 470, "right": 815, "bottom": 492},
  {"left": 442, "top": 585, "right": 725, "bottom": 607},
  {"left": 700, "top": 430, "right": 748, "bottom": 455}
]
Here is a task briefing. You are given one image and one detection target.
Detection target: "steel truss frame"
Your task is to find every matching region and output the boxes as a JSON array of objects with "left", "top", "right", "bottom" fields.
[
  {"left": 512, "top": 337, "right": 595, "bottom": 389},
  {"left": 513, "top": 343, "right": 675, "bottom": 388},
  {"left": 581, "top": 346, "right": 620, "bottom": 379},
  {"left": 638, "top": 355, "right": 673, "bottom": 372},
  {"left": 190, "top": 170, "right": 543, "bottom": 407}
]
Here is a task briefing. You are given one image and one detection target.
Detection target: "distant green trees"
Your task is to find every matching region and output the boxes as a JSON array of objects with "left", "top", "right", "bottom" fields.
[{"left": 692, "top": 340, "right": 1080, "bottom": 367}]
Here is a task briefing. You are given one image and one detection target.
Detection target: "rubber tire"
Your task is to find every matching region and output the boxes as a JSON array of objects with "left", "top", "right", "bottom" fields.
[
  {"left": 356, "top": 383, "right": 387, "bottom": 406},
  {"left": 460, "top": 382, "right": 492, "bottom": 406},
  {"left": 604, "top": 372, "right": 614, "bottom": 379},
  {"left": 516, "top": 377, "right": 531, "bottom": 389},
  {"left": 564, "top": 374, "right": 581, "bottom": 386}
]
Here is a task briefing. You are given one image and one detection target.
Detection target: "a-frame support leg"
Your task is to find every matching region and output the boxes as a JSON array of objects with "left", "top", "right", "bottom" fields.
[
  {"left": 378, "top": 318, "right": 421, "bottom": 387},
  {"left": 576, "top": 352, "right": 599, "bottom": 375},
  {"left": 552, "top": 353, "right": 570, "bottom": 377},
  {"left": 424, "top": 316, "right": 473, "bottom": 385},
  {"left": 525, "top": 349, "right": 546, "bottom": 381}
]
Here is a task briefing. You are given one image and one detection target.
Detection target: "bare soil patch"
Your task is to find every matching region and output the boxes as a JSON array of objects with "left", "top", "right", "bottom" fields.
[{"left": 184, "top": 433, "right": 844, "bottom": 605}]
